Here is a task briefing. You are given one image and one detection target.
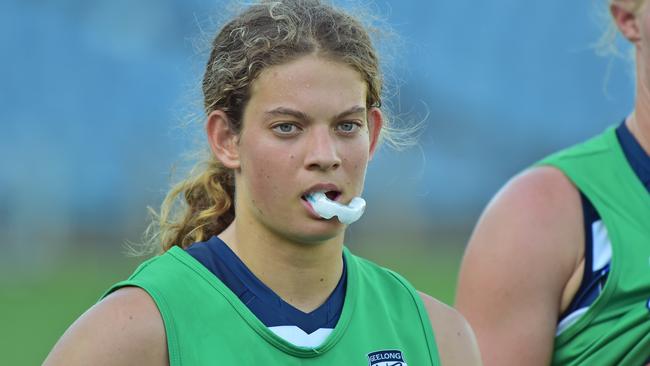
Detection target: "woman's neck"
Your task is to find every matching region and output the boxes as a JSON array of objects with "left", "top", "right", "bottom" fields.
[
  {"left": 629, "top": 53, "right": 650, "bottom": 155},
  {"left": 218, "top": 219, "right": 344, "bottom": 313}
]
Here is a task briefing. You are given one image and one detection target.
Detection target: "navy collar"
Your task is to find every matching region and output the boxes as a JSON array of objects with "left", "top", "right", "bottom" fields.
[
  {"left": 186, "top": 236, "right": 347, "bottom": 334},
  {"left": 616, "top": 121, "right": 650, "bottom": 193}
]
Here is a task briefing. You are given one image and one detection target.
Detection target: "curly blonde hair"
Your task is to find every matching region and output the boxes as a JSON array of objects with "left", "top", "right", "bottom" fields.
[{"left": 143, "top": 0, "right": 389, "bottom": 254}]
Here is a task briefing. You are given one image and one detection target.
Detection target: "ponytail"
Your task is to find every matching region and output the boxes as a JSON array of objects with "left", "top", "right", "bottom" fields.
[{"left": 142, "top": 154, "right": 235, "bottom": 254}]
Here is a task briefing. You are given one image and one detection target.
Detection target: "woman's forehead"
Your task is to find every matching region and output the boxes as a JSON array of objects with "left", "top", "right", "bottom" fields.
[
  {"left": 255, "top": 56, "right": 364, "bottom": 87},
  {"left": 246, "top": 55, "right": 368, "bottom": 112}
]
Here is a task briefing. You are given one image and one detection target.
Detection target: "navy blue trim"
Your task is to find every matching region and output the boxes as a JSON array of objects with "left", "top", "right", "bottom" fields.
[
  {"left": 616, "top": 121, "right": 650, "bottom": 193},
  {"left": 558, "top": 120, "right": 650, "bottom": 325},
  {"left": 559, "top": 193, "right": 609, "bottom": 320},
  {"left": 186, "top": 236, "right": 346, "bottom": 334}
]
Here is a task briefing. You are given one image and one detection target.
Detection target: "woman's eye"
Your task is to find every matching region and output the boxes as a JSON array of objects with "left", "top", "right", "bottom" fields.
[
  {"left": 337, "top": 122, "right": 360, "bottom": 133},
  {"left": 272, "top": 123, "right": 298, "bottom": 134}
]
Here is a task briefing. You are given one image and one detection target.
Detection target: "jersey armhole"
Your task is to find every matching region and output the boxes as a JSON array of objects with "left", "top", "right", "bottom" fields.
[
  {"left": 558, "top": 191, "right": 597, "bottom": 321},
  {"left": 556, "top": 188, "right": 613, "bottom": 339},
  {"left": 101, "top": 278, "right": 182, "bottom": 365}
]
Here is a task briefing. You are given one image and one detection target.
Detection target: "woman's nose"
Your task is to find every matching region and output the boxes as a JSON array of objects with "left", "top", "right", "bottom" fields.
[{"left": 304, "top": 127, "right": 341, "bottom": 171}]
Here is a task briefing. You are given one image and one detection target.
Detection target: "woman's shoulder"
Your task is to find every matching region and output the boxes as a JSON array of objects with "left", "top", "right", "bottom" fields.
[
  {"left": 43, "top": 286, "right": 167, "bottom": 366},
  {"left": 455, "top": 165, "right": 586, "bottom": 364},
  {"left": 476, "top": 165, "right": 584, "bottom": 252},
  {"left": 461, "top": 165, "right": 584, "bottom": 286},
  {"left": 492, "top": 165, "right": 581, "bottom": 217},
  {"left": 418, "top": 292, "right": 482, "bottom": 365}
]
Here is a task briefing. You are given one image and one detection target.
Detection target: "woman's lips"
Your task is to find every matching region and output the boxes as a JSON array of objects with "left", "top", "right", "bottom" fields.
[{"left": 301, "top": 197, "right": 326, "bottom": 219}]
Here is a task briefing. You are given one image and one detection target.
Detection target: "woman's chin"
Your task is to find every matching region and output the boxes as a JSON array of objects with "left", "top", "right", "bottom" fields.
[{"left": 287, "top": 220, "right": 346, "bottom": 246}]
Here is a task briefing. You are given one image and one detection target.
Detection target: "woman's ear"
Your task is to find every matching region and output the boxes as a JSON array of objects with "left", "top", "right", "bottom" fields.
[
  {"left": 611, "top": 1, "right": 642, "bottom": 44},
  {"left": 367, "top": 107, "right": 384, "bottom": 160},
  {"left": 206, "top": 110, "right": 241, "bottom": 169}
]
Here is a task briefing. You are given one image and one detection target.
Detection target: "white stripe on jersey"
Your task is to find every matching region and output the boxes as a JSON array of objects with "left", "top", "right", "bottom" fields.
[
  {"left": 556, "top": 220, "right": 612, "bottom": 336},
  {"left": 556, "top": 307, "right": 588, "bottom": 335},
  {"left": 268, "top": 326, "right": 333, "bottom": 348},
  {"left": 591, "top": 221, "right": 612, "bottom": 272}
]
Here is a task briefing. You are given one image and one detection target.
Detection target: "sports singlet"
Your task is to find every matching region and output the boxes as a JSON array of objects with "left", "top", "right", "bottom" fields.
[
  {"left": 556, "top": 121, "right": 650, "bottom": 334},
  {"left": 102, "top": 246, "right": 441, "bottom": 365},
  {"left": 537, "top": 125, "right": 650, "bottom": 365},
  {"left": 186, "top": 236, "right": 345, "bottom": 347}
]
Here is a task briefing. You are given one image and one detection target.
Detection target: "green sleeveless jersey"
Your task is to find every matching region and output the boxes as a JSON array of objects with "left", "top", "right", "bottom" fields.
[
  {"left": 538, "top": 127, "right": 650, "bottom": 365},
  {"left": 103, "top": 246, "right": 441, "bottom": 365}
]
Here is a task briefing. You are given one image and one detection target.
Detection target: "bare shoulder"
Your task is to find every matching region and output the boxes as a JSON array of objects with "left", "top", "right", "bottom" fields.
[
  {"left": 455, "top": 166, "right": 584, "bottom": 365},
  {"left": 418, "top": 292, "right": 482, "bottom": 366},
  {"left": 460, "top": 165, "right": 584, "bottom": 281},
  {"left": 460, "top": 166, "right": 584, "bottom": 284},
  {"left": 491, "top": 165, "right": 581, "bottom": 215},
  {"left": 44, "top": 286, "right": 168, "bottom": 366}
]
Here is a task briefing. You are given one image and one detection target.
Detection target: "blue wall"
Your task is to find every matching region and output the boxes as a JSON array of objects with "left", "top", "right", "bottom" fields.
[{"left": 0, "top": 0, "right": 635, "bottom": 260}]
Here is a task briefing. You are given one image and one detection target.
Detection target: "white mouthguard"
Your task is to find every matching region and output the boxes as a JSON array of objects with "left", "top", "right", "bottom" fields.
[{"left": 306, "top": 192, "right": 366, "bottom": 225}]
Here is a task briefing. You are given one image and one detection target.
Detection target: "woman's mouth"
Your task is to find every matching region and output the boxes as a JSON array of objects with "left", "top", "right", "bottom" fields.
[
  {"left": 302, "top": 190, "right": 340, "bottom": 202},
  {"left": 302, "top": 191, "right": 367, "bottom": 224}
]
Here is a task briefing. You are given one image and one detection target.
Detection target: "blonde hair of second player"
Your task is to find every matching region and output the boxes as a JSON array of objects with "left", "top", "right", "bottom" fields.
[
  {"left": 599, "top": 0, "right": 648, "bottom": 56},
  {"left": 142, "top": 0, "right": 397, "bottom": 254},
  {"left": 613, "top": 0, "right": 647, "bottom": 11}
]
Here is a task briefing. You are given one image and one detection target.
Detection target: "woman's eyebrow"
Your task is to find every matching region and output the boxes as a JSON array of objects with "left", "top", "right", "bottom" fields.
[
  {"left": 334, "top": 105, "right": 366, "bottom": 120},
  {"left": 265, "top": 107, "right": 310, "bottom": 121},
  {"left": 264, "top": 105, "right": 366, "bottom": 121}
]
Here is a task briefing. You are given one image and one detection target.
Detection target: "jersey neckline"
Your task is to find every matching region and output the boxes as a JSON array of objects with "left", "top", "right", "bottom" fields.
[
  {"left": 616, "top": 121, "right": 650, "bottom": 193},
  {"left": 185, "top": 236, "right": 347, "bottom": 335},
  {"left": 607, "top": 125, "right": 650, "bottom": 209},
  {"left": 166, "top": 245, "right": 358, "bottom": 358}
]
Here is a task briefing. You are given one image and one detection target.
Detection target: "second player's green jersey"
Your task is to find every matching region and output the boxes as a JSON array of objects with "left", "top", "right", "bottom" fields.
[
  {"left": 539, "top": 126, "right": 650, "bottom": 365},
  {"left": 103, "top": 246, "right": 441, "bottom": 365}
]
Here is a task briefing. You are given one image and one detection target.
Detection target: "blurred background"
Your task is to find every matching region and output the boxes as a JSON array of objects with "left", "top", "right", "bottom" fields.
[{"left": 0, "top": 0, "right": 635, "bottom": 363}]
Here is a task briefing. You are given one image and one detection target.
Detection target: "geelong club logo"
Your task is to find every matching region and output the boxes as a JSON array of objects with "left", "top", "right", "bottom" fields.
[{"left": 367, "top": 349, "right": 408, "bottom": 366}]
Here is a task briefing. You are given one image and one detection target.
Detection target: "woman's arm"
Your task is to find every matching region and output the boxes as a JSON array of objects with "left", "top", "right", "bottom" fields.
[
  {"left": 419, "top": 292, "right": 482, "bottom": 365},
  {"left": 43, "top": 286, "right": 168, "bottom": 366},
  {"left": 455, "top": 166, "right": 584, "bottom": 366}
]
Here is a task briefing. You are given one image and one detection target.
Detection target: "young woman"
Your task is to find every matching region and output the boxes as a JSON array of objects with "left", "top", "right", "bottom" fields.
[
  {"left": 455, "top": 0, "right": 650, "bottom": 365},
  {"left": 44, "top": 1, "right": 481, "bottom": 365}
]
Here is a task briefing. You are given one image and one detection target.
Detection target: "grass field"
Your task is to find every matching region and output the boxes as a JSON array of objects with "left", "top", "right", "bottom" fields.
[
  {"left": 0, "top": 253, "right": 141, "bottom": 365},
  {"left": 0, "top": 240, "right": 465, "bottom": 365}
]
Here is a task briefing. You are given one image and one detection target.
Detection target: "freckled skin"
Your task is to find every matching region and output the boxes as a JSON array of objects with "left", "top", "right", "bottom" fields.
[{"left": 233, "top": 56, "right": 374, "bottom": 244}]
